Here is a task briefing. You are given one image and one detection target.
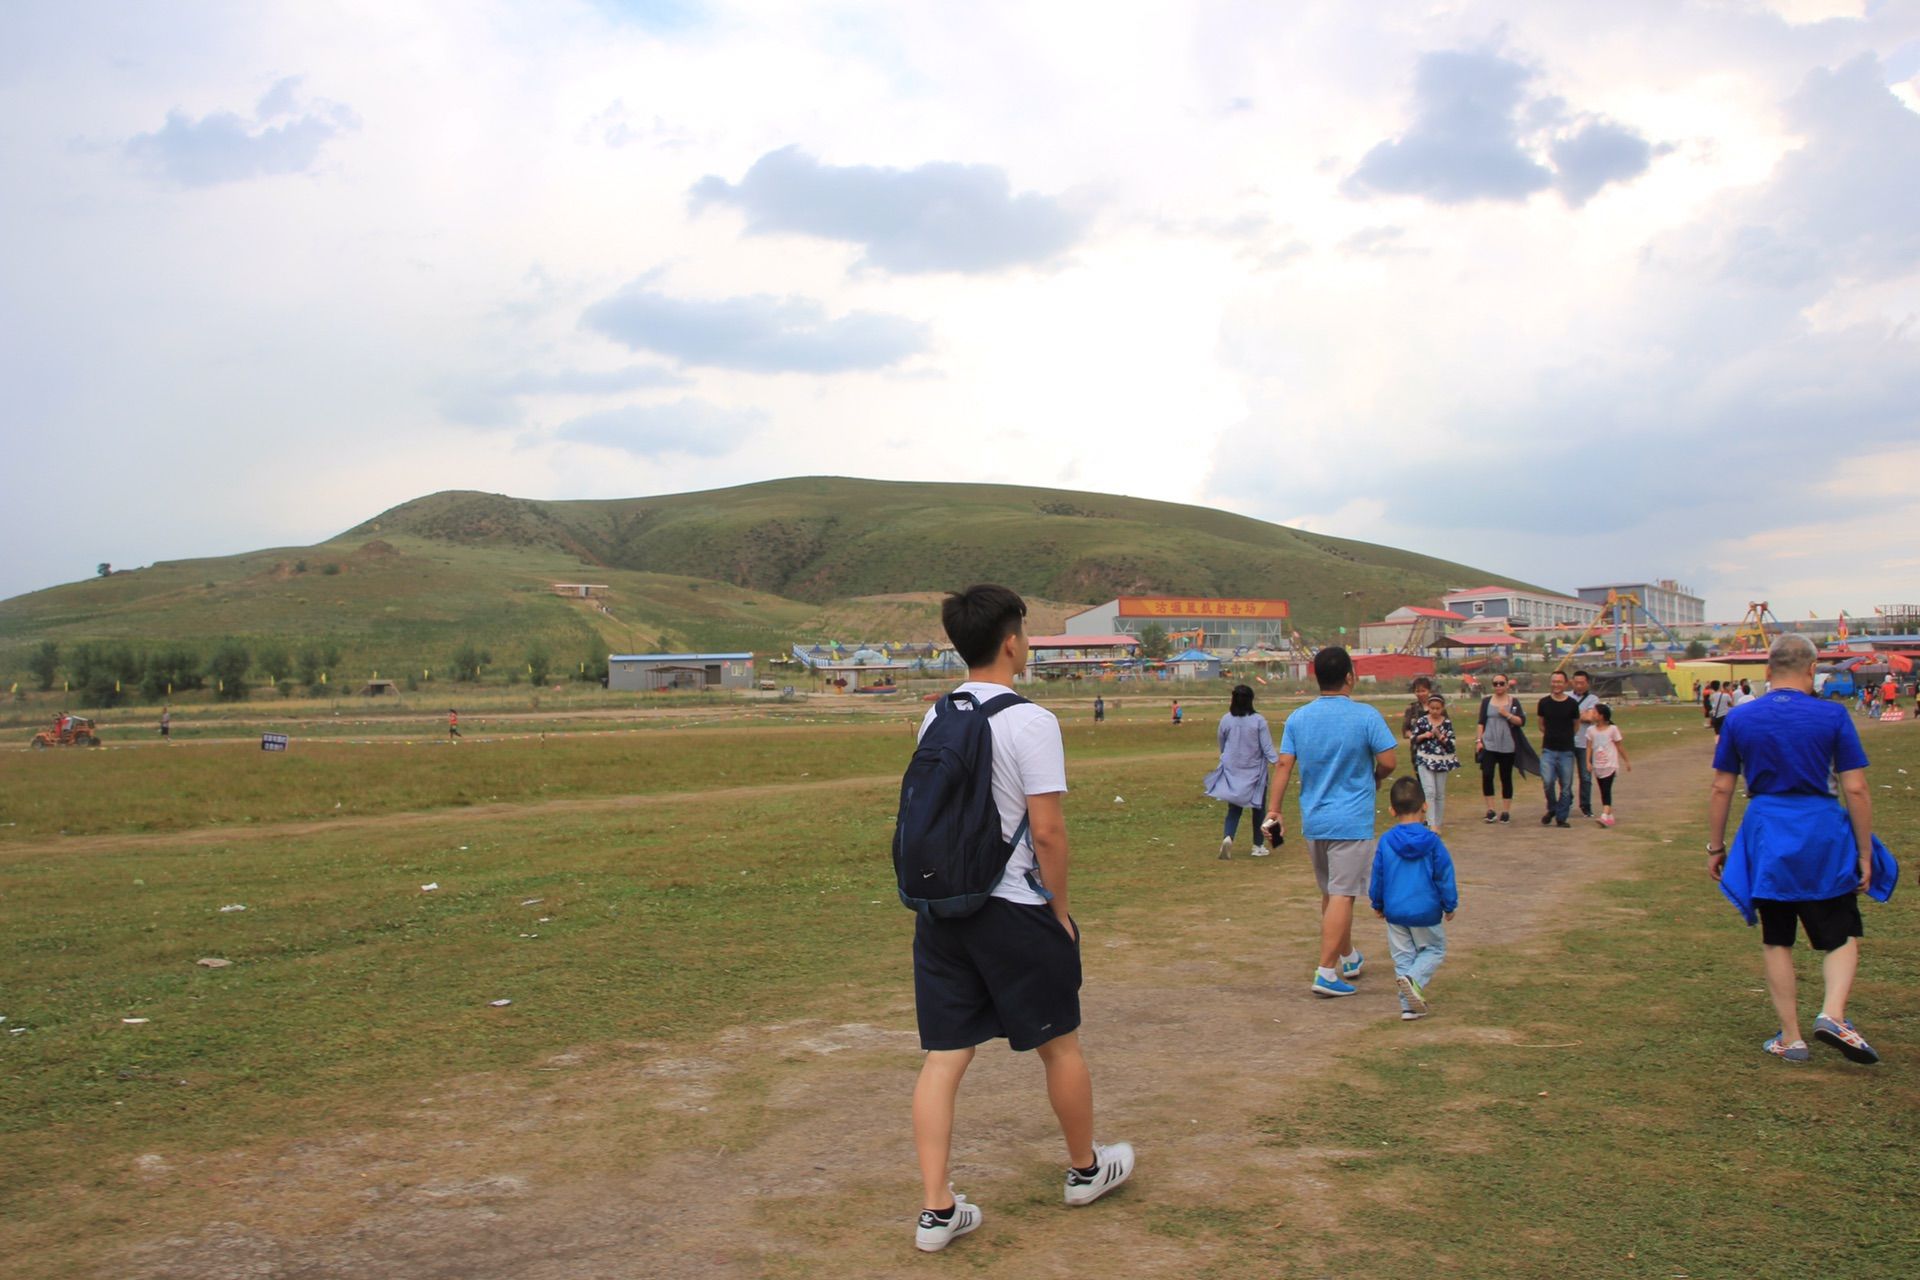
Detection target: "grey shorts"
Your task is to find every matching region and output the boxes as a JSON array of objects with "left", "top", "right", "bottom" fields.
[{"left": 1309, "top": 839, "right": 1372, "bottom": 898}]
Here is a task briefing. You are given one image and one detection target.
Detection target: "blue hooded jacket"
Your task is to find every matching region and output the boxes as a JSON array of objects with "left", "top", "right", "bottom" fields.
[{"left": 1369, "top": 824, "right": 1459, "bottom": 928}]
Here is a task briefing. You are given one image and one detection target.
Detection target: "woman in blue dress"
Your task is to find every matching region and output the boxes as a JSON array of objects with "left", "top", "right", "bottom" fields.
[{"left": 1205, "top": 684, "right": 1280, "bottom": 860}]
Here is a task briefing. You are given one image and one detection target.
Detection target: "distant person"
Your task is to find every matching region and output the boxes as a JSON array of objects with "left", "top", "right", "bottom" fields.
[
  {"left": 1585, "top": 703, "right": 1630, "bottom": 827},
  {"left": 1407, "top": 693, "right": 1459, "bottom": 834},
  {"left": 1368, "top": 776, "right": 1459, "bottom": 1021},
  {"left": 159, "top": 705, "right": 171, "bottom": 742},
  {"left": 1475, "top": 676, "right": 1531, "bottom": 824},
  {"left": 1703, "top": 680, "right": 1719, "bottom": 727},
  {"left": 1266, "top": 646, "right": 1397, "bottom": 998},
  {"left": 1205, "top": 684, "right": 1279, "bottom": 860},
  {"left": 1536, "top": 671, "right": 1583, "bottom": 828},
  {"left": 904, "top": 584, "right": 1133, "bottom": 1253},
  {"left": 1093, "top": 695, "right": 1105, "bottom": 723},
  {"left": 448, "top": 708, "right": 462, "bottom": 740},
  {"left": 1171, "top": 700, "right": 1182, "bottom": 725},
  {"left": 1736, "top": 678, "right": 1757, "bottom": 706},
  {"left": 1867, "top": 685, "right": 1882, "bottom": 720},
  {"left": 1710, "top": 680, "right": 1735, "bottom": 737},
  {"left": 1883, "top": 676, "right": 1899, "bottom": 714},
  {"left": 1571, "top": 670, "right": 1599, "bottom": 818},
  {"left": 1400, "top": 676, "right": 1435, "bottom": 743},
  {"left": 1707, "top": 634, "right": 1894, "bottom": 1066}
]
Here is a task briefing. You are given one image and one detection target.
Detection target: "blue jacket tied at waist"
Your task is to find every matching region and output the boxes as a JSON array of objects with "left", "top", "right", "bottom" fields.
[{"left": 1719, "top": 792, "right": 1899, "bottom": 925}]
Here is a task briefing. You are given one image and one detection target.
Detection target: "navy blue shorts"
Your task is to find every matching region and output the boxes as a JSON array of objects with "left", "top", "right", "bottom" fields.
[{"left": 914, "top": 898, "right": 1081, "bottom": 1052}]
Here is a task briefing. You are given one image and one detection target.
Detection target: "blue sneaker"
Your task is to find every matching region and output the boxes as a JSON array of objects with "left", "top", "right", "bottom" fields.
[
  {"left": 1761, "top": 1033, "right": 1809, "bottom": 1063},
  {"left": 1310, "top": 972, "right": 1357, "bottom": 998},
  {"left": 1812, "top": 1014, "right": 1879, "bottom": 1065},
  {"left": 1340, "top": 952, "right": 1365, "bottom": 981}
]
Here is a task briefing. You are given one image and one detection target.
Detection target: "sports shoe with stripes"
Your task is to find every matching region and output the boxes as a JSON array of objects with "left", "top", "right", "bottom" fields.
[
  {"left": 914, "top": 1194, "right": 982, "bottom": 1252},
  {"left": 1064, "top": 1141, "right": 1136, "bottom": 1206}
]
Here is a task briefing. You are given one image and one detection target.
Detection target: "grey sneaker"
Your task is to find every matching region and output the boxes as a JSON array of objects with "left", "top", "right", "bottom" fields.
[
  {"left": 915, "top": 1194, "right": 982, "bottom": 1252},
  {"left": 1249, "top": 845, "right": 1270, "bottom": 857},
  {"left": 1761, "top": 1033, "right": 1810, "bottom": 1063},
  {"left": 1064, "top": 1141, "right": 1136, "bottom": 1206},
  {"left": 1218, "top": 837, "right": 1233, "bottom": 860}
]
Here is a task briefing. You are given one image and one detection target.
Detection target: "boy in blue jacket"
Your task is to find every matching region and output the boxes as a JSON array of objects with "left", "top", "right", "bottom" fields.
[{"left": 1369, "top": 776, "right": 1460, "bottom": 1020}]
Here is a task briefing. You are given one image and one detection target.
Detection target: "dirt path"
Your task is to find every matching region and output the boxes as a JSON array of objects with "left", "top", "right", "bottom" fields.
[{"left": 114, "top": 739, "right": 1714, "bottom": 1279}]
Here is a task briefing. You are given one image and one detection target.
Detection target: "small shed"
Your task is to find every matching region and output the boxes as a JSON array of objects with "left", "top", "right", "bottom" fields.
[
  {"left": 608, "top": 652, "right": 754, "bottom": 692},
  {"left": 1164, "top": 648, "right": 1222, "bottom": 679},
  {"left": 358, "top": 679, "right": 401, "bottom": 697}
]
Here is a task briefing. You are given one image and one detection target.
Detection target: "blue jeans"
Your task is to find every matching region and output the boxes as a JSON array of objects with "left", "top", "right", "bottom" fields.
[
  {"left": 1541, "top": 749, "right": 1576, "bottom": 821},
  {"left": 1387, "top": 921, "right": 1447, "bottom": 992},
  {"left": 1574, "top": 746, "right": 1592, "bottom": 815},
  {"left": 1223, "top": 801, "right": 1269, "bottom": 849}
]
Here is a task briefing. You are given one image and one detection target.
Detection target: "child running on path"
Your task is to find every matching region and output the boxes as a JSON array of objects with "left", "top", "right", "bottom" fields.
[
  {"left": 1368, "top": 777, "right": 1459, "bottom": 1020},
  {"left": 1586, "top": 703, "right": 1630, "bottom": 827}
]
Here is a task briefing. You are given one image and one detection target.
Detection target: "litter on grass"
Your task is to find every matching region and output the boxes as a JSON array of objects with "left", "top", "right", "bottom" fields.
[
  {"left": 122, "top": 1018, "right": 150, "bottom": 1025},
  {"left": 218, "top": 904, "right": 247, "bottom": 913},
  {"left": 421, "top": 882, "right": 439, "bottom": 892},
  {"left": 1114, "top": 795, "right": 1125, "bottom": 804},
  {"left": 489, "top": 999, "right": 513, "bottom": 1007},
  {"left": 520, "top": 898, "right": 544, "bottom": 907},
  {"left": 196, "top": 958, "right": 232, "bottom": 969}
]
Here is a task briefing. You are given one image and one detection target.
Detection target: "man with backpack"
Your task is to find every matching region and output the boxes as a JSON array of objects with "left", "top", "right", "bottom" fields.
[{"left": 897, "top": 584, "right": 1134, "bottom": 1253}]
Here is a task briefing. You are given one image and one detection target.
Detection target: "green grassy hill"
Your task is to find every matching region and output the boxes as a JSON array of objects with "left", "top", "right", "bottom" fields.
[
  {"left": 0, "top": 477, "right": 1535, "bottom": 693},
  {"left": 349, "top": 477, "right": 1530, "bottom": 621}
]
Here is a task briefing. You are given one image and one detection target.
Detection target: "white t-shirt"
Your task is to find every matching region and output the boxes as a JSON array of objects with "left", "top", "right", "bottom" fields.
[
  {"left": 1573, "top": 692, "right": 1599, "bottom": 747},
  {"left": 916, "top": 681, "right": 1067, "bottom": 905}
]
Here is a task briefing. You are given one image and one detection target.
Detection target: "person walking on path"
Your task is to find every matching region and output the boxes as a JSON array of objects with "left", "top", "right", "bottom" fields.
[
  {"left": 1706, "top": 634, "right": 1898, "bottom": 1066},
  {"left": 906, "top": 585, "right": 1134, "bottom": 1252},
  {"left": 1093, "top": 695, "right": 1104, "bottom": 723},
  {"left": 159, "top": 705, "right": 171, "bottom": 743},
  {"left": 1266, "top": 646, "right": 1398, "bottom": 998},
  {"left": 1400, "top": 676, "right": 1435, "bottom": 749},
  {"left": 1710, "top": 680, "right": 1735, "bottom": 737},
  {"left": 1536, "top": 671, "right": 1583, "bottom": 827},
  {"left": 1368, "top": 776, "right": 1460, "bottom": 1021},
  {"left": 1407, "top": 692, "right": 1459, "bottom": 833},
  {"left": 1571, "top": 670, "right": 1600, "bottom": 818},
  {"left": 1585, "top": 703, "right": 1630, "bottom": 827},
  {"left": 1206, "top": 684, "right": 1280, "bottom": 860},
  {"left": 1171, "top": 700, "right": 1182, "bottom": 726},
  {"left": 448, "top": 708, "right": 462, "bottom": 740},
  {"left": 1474, "top": 675, "right": 1537, "bottom": 824}
]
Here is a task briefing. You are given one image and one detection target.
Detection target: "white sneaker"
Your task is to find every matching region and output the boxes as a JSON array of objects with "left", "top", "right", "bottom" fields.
[
  {"left": 1218, "top": 837, "right": 1233, "bottom": 861},
  {"left": 1064, "top": 1141, "right": 1136, "bottom": 1206},
  {"left": 1249, "top": 846, "right": 1270, "bottom": 857},
  {"left": 914, "top": 1194, "right": 982, "bottom": 1252}
]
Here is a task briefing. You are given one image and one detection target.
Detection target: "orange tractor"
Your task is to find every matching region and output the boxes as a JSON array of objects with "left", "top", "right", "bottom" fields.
[{"left": 31, "top": 714, "right": 101, "bottom": 748}]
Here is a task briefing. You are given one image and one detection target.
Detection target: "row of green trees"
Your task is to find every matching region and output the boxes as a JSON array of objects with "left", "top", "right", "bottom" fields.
[{"left": 25, "top": 640, "right": 613, "bottom": 707}]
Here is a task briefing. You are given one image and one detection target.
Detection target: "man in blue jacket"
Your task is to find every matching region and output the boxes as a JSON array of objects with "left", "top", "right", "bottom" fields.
[
  {"left": 1707, "top": 633, "right": 1894, "bottom": 1065},
  {"left": 1369, "top": 776, "right": 1459, "bottom": 1020}
]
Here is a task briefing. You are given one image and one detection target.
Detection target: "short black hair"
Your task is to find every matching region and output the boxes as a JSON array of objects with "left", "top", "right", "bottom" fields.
[
  {"left": 1229, "top": 684, "right": 1255, "bottom": 716},
  {"left": 1572, "top": 669, "right": 1592, "bottom": 681},
  {"left": 942, "top": 584, "right": 1027, "bottom": 669},
  {"left": 1313, "top": 645, "right": 1353, "bottom": 691},
  {"left": 1411, "top": 675, "right": 1433, "bottom": 691},
  {"left": 1389, "top": 775, "right": 1425, "bottom": 815}
]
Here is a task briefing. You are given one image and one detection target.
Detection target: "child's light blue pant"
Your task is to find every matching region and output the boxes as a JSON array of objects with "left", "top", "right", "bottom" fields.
[{"left": 1386, "top": 921, "right": 1447, "bottom": 990}]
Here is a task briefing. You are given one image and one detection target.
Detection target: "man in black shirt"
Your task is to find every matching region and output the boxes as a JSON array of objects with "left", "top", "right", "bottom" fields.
[{"left": 1537, "top": 671, "right": 1583, "bottom": 827}]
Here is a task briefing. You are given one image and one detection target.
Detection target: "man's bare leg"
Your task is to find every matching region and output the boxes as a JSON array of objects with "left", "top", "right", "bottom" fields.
[
  {"left": 1319, "top": 894, "right": 1356, "bottom": 969},
  {"left": 1033, "top": 1032, "right": 1096, "bottom": 1168},
  {"left": 1761, "top": 945, "right": 1801, "bottom": 1044},
  {"left": 913, "top": 1048, "right": 975, "bottom": 1209}
]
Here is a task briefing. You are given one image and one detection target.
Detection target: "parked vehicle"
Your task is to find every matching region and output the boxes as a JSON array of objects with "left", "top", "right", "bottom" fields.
[{"left": 31, "top": 714, "right": 100, "bottom": 748}]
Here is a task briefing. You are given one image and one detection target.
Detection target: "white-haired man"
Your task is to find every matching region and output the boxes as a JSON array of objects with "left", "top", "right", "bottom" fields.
[{"left": 1706, "top": 633, "right": 1894, "bottom": 1065}]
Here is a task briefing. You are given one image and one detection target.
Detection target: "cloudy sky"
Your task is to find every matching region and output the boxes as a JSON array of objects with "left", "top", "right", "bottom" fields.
[{"left": 4, "top": 0, "right": 1918, "bottom": 619}]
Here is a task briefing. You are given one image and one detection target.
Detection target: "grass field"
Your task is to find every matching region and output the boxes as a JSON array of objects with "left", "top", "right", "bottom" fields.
[{"left": 2, "top": 698, "right": 1914, "bottom": 1277}]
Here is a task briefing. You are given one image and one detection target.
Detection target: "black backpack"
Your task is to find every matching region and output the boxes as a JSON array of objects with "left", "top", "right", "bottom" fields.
[{"left": 893, "top": 690, "right": 1030, "bottom": 918}]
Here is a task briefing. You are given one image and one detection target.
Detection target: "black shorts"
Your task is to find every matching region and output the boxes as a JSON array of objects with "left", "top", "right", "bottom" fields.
[
  {"left": 1755, "top": 894, "right": 1863, "bottom": 951},
  {"left": 913, "top": 897, "right": 1081, "bottom": 1052}
]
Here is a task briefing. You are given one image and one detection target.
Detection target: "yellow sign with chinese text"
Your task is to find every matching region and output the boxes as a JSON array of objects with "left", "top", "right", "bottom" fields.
[{"left": 1117, "top": 597, "right": 1289, "bottom": 619}]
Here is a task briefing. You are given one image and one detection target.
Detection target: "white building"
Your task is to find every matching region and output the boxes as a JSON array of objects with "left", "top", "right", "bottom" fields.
[
  {"left": 1440, "top": 586, "right": 1600, "bottom": 629},
  {"left": 1576, "top": 580, "right": 1707, "bottom": 629}
]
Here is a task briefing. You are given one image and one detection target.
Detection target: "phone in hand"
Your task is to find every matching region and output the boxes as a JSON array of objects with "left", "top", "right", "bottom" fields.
[{"left": 1262, "top": 816, "right": 1285, "bottom": 847}]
